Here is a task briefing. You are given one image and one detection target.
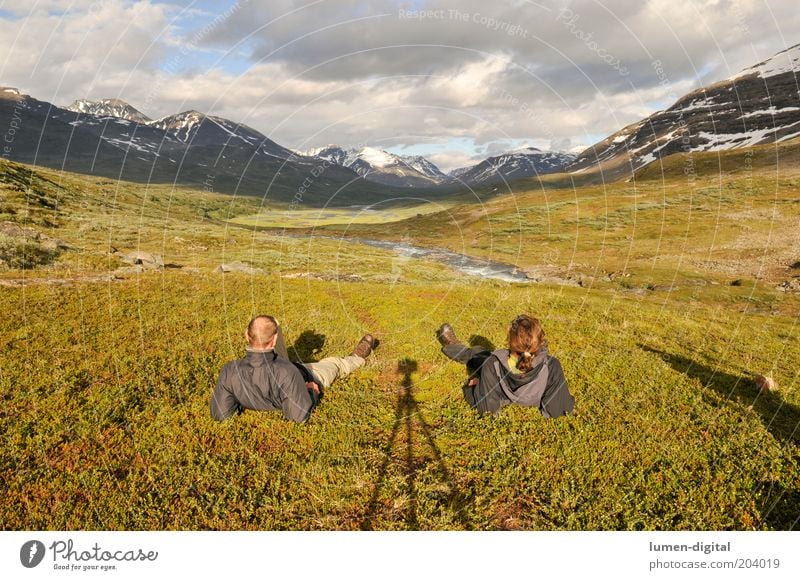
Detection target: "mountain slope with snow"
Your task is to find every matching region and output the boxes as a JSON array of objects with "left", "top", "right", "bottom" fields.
[
  {"left": 147, "top": 110, "right": 294, "bottom": 158},
  {"left": 302, "top": 145, "right": 448, "bottom": 187},
  {"left": 66, "top": 98, "right": 152, "bottom": 123},
  {"left": 451, "top": 147, "right": 576, "bottom": 185},
  {"left": 569, "top": 43, "right": 800, "bottom": 176},
  {"left": 0, "top": 90, "right": 407, "bottom": 205}
]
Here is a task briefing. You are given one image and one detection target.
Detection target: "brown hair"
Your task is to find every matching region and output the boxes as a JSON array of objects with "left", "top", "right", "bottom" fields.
[{"left": 507, "top": 314, "right": 546, "bottom": 373}]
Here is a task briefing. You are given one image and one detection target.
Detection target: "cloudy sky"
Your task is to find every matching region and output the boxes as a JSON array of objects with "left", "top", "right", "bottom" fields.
[{"left": 1, "top": 0, "right": 798, "bottom": 170}]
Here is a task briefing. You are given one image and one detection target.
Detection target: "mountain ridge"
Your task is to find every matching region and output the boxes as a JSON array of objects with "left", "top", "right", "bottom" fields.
[
  {"left": 2, "top": 41, "right": 800, "bottom": 196},
  {"left": 449, "top": 147, "right": 577, "bottom": 185},
  {"left": 0, "top": 89, "right": 419, "bottom": 206},
  {"left": 66, "top": 98, "right": 152, "bottom": 123},
  {"left": 300, "top": 144, "right": 448, "bottom": 187},
  {"left": 568, "top": 42, "right": 800, "bottom": 177}
]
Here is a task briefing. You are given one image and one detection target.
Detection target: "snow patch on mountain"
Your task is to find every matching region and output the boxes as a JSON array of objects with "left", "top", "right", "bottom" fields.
[
  {"left": 301, "top": 145, "right": 448, "bottom": 186},
  {"left": 738, "top": 106, "right": 800, "bottom": 119},
  {"left": 732, "top": 43, "right": 800, "bottom": 80},
  {"left": 569, "top": 43, "right": 800, "bottom": 174},
  {"left": 66, "top": 98, "right": 152, "bottom": 123},
  {"left": 451, "top": 147, "right": 576, "bottom": 184},
  {"left": 358, "top": 146, "right": 396, "bottom": 168},
  {"left": 400, "top": 155, "right": 448, "bottom": 180},
  {"left": 147, "top": 110, "right": 294, "bottom": 158},
  {"left": 147, "top": 110, "right": 207, "bottom": 143}
]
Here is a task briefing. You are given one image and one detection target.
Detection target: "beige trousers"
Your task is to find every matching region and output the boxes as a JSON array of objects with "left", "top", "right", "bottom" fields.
[{"left": 305, "top": 355, "right": 365, "bottom": 389}]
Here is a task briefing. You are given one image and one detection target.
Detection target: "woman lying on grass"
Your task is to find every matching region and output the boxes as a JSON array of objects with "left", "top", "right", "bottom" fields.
[{"left": 436, "top": 314, "right": 574, "bottom": 418}]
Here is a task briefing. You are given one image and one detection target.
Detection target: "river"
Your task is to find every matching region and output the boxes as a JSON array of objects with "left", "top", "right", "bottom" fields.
[{"left": 304, "top": 235, "right": 534, "bottom": 283}]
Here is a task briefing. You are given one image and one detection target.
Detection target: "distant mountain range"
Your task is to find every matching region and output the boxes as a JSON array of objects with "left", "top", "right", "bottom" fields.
[
  {"left": 2, "top": 42, "right": 799, "bottom": 201},
  {"left": 0, "top": 89, "right": 403, "bottom": 206},
  {"left": 450, "top": 148, "right": 576, "bottom": 185},
  {"left": 8, "top": 88, "right": 565, "bottom": 197},
  {"left": 299, "top": 145, "right": 575, "bottom": 187}
]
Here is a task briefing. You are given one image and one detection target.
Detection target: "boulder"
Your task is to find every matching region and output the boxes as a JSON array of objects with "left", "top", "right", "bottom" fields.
[
  {"left": 40, "top": 237, "right": 71, "bottom": 251},
  {"left": 754, "top": 375, "right": 777, "bottom": 394},
  {"left": 0, "top": 221, "right": 39, "bottom": 240},
  {"left": 776, "top": 278, "right": 800, "bottom": 292},
  {"left": 115, "top": 250, "right": 164, "bottom": 269},
  {"left": 0, "top": 222, "right": 70, "bottom": 249},
  {"left": 215, "top": 261, "right": 263, "bottom": 274}
]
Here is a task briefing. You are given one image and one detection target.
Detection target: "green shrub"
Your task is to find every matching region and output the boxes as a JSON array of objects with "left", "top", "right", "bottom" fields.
[{"left": 0, "top": 234, "right": 60, "bottom": 269}]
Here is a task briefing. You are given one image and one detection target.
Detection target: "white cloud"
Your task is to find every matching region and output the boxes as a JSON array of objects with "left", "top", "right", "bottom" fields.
[
  {"left": 1, "top": 0, "right": 799, "bottom": 164},
  {"left": 424, "top": 53, "right": 513, "bottom": 108},
  {"left": 0, "top": 0, "right": 175, "bottom": 103},
  {"left": 425, "top": 150, "right": 482, "bottom": 172}
]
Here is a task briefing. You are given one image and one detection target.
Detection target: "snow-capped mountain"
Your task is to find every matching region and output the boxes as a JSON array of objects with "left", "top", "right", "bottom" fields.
[
  {"left": 304, "top": 145, "right": 350, "bottom": 166},
  {"left": 302, "top": 145, "right": 448, "bottom": 187},
  {"left": 66, "top": 98, "right": 152, "bottom": 123},
  {"left": 64, "top": 100, "right": 295, "bottom": 159},
  {"left": 0, "top": 89, "right": 398, "bottom": 205},
  {"left": 450, "top": 147, "right": 576, "bottom": 185},
  {"left": 5, "top": 40, "right": 800, "bottom": 203},
  {"left": 147, "top": 110, "right": 294, "bottom": 158},
  {"left": 398, "top": 155, "right": 448, "bottom": 181},
  {"left": 448, "top": 165, "right": 474, "bottom": 180},
  {"left": 569, "top": 43, "right": 800, "bottom": 175}
]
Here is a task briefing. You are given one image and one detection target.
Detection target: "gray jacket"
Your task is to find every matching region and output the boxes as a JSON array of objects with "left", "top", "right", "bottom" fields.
[
  {"left": 452, "top": 345, "right": 574, "bottom": 418},
  {"left": 211, "top": 349, "right": 316, "bottom": 423}
]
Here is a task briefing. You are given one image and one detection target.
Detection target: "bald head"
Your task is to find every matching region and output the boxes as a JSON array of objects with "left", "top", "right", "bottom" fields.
[{"left": 245, "top": 315, "right": 278, "bottom": 349}]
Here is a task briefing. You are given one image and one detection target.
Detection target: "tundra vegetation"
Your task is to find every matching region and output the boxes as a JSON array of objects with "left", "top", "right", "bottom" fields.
[{"left": 1, "top": 141, "right": 798, "bottom": 530}]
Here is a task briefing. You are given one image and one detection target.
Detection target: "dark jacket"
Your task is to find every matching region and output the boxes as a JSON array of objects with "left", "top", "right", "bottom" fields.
[
  {"left": 211, "top": 349, "right": 320, "bottom": 423},
  {"left": 444, "top": 344, "right": 574, "bottom": 418}
]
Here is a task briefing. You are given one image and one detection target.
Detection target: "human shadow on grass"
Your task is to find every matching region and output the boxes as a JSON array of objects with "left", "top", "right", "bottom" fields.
[
  {"left": 757, "top": 481, "right": 800, "bottom": 530},
  {"left": 468, "top": 335, "right": 495, "bottom": 352},
  {"left": 288, "top": 330, "right": 326, "bottom": 363},
  {"left": 639, "top": 345, "right": 800, "bottom": 444},
  {"left": 640, "top": 345, "right": 800, "bottom": 530},
  {"left": 360, "top": 359, "right": 473, "bottom": 530}
]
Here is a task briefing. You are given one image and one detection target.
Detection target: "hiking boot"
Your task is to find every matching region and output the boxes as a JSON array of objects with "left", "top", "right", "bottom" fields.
[
  {"left": 351, "top": 334, "right": 376, "bottom": 359},
  {"left": 435, "top": 323, "right": 460, "bottom": 347}
]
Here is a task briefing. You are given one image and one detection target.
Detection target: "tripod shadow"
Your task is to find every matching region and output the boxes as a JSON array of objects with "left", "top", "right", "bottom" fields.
[
  {"left": 640, "top": 345, "right": 800, "bottom": 530},
  {"left": 360, "top": 358, "right": 473, "bottom": 530},
  {"left": 289, "top": 330, "right": 326, "bottom": 363}
]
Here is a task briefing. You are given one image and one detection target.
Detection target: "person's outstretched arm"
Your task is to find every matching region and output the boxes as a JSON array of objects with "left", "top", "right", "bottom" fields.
[
  {"left": 211, "top": 364, "right": 241, "bottom": 421},
  {"left": 540, "top": 357, "right": 574, "bottom": 418},
  {"left": 276, "top": 364, "right": 315, "bottom": 422}
]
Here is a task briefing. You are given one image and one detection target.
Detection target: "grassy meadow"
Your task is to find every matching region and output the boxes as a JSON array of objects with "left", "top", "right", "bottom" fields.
[
  {"left": 335, "top": 140, "right": 800, "bottom": 304},
  {"left": 0, "top": 152, "right": 798, "bottom": 530},
  {"left": 229, "top": 200, "right": 456, "bottom": 228}
]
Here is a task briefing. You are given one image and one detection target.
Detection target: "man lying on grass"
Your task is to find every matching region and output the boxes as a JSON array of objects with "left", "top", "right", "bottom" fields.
[
  {"left": 436, "top": 314, "right": 574, "bottom": 418},
  {"left": 211, "top": 315, "right": 376, "bottom": 422}
]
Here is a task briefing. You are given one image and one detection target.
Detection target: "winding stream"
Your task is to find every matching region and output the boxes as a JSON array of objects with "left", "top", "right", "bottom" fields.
[{"left": 306, "top": 235, "right": 534, "bottom": 283}]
